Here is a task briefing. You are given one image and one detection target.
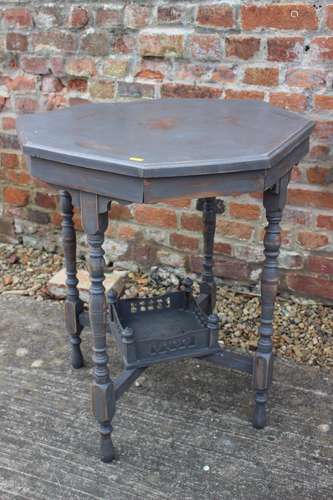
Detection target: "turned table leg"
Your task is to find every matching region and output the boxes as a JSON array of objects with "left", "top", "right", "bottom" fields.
[
  {"left": 196, "top": 198, "right": 224, "bottom": 314},
  {"left": 60, "top": 190, "right": 84, "bottom": 369},
  {"left": 253, "top": 174, "right": 289, "bottom": 429},
  {"left": 81, "top": 193, "right": 116, "bottom": 462}
]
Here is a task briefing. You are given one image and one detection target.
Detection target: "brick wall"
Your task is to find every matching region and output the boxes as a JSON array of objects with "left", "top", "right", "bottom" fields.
[{"left": 1, "top": 1, "right": 333, "bottom": 301}]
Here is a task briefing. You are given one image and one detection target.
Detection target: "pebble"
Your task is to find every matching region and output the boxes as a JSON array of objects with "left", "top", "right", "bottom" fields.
[
  {"left": 318, "top": 424, "right": 330, "bottom": 433},
  {"left": 16, "top": 348, "right": 28, "bottom": 357},
  {"left": 31, "top": 359, "right": 44, "bottom": 368}
]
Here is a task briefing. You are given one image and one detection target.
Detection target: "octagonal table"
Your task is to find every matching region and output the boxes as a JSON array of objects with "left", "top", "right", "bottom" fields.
[{"left": 17, "top": 99, "right": 314, "bottom": 462}]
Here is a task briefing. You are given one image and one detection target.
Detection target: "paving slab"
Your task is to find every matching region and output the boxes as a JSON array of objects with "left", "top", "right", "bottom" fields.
[{"left": 0, "top": 295, "right": 332, "bottom": 500}]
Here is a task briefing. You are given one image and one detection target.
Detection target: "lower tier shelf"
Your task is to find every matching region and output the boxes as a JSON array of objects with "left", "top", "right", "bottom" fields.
[{"left": 109, "top": 290, "right": 220, "bottom": 369}]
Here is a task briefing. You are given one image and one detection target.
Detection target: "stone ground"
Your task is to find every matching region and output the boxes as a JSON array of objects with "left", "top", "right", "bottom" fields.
[{"left": 0, "top": 295, "right": 332, "bottom": 500}]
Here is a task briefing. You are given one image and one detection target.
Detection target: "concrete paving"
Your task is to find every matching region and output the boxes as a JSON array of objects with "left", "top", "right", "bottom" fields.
[{"left": 0, "top": 295, "right": 332, "bottom": 500}]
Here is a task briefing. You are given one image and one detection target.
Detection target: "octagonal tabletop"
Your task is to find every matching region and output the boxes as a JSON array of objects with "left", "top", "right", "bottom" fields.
[{"left": 17, "top": 99, "right": 314, "bottom": 179}]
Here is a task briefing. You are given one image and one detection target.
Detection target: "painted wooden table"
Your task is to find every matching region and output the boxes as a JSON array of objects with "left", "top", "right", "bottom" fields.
[{"left": 17, "top": 99, "right": 314, "bottom": 463}]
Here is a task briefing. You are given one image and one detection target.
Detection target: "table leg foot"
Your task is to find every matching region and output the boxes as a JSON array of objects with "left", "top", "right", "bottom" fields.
[
  {"left": 71, "top": 337, "right": 84, "bottom": 369},
  {"left": 253, "top": 392, "right": 267, "bottom": 429},
  {"left": 100, "top": 425, "right": 115, "bottom": 463}
]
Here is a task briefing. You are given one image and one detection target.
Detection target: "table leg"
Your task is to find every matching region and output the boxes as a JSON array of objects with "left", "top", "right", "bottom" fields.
[
  {"left": 197, "top": 198, "right": 224, "bottom": 314},
  {"left": 60, "top": 190, "right": 84, "bottom": 369},
  {"left": 81, "top": 193, "right": 115, "bottom": 462},
  {"left": 253, "top": 175, "right": 289, "bottom": 429}
]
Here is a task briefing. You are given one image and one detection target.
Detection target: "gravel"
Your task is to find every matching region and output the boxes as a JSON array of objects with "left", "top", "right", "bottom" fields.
[{"left": 1, "top": 243, "right": 332, "bottom": 372}]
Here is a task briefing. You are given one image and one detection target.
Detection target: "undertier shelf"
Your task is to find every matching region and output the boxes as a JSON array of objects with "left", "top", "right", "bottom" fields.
[{"left": 109, "top": 291, "right": 220, "bottom": 369}]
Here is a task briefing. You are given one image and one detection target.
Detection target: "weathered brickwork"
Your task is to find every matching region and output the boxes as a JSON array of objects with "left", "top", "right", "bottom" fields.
[{"left": 1, "top": 1, "right": 333, "bottom": 301}]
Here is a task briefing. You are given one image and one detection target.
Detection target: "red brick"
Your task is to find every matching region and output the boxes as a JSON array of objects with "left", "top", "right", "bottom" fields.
[
  {"left": 43, "top": 93, "right": 66, "bottom": 111},
  {"left": 244, "top": 67, "right": 279, "bottom": 87},
  {"left": 118, "top": 224, "right": 138, "bottom": 240},
  {"left": 41, "top": 75, "right": 64, "bottom": 93},
  {"left": 161, "top": 83, "right": 221, "bottom": 99},
  {"left": 65, "top": 57, "right": 96, "bottom": 77},
  {"left": 4, "top": 169, "right": 32, "bottom": 185},
  {"left": 288, "top": 188, "right": 333, "bottom": 210},
  {"left": 110, "top": 203, "right": 132, "bottom": 221},
  {"left": 134, "top": 205, "right": 177, "bottom": 229},
  {"left": 241, "top": 4, "right": 318, "bottom": 31},
  {"left": 309, "top": 145, "right": 330, "bottom": 160},
  {"left": 2, "top": 117, "right": 16, "bottom": 130},
  {"left": 287, "top": 274, "right": 333, "bottom": 301},
  {"left": 285, "top": 69, "right": 326, "bottom": 89},
  {"left": 163, "top": 198, "right": 191, "bottom": 208},
  {"left": 135, "top": 69, "right": 164, "bottom": 81},
  {"left": 180, "top": 213, "right": 203, "bottom": 231},
  {"left": 225, "top": 37, "right": 260, "bottom": 60},
  {"left": 267, "top": 37, "right": 303, "bottom": 62},
  {"left": 68, "top": 7, "right": 89, "bottom": 29},
  {"left": 112, "top": 34, "right": 136, "bottom": 54},
  {"left": 190, "top": 255, "right": 249, "bottom": 281},
  {"left": 80, "top": 32, "right": 109, "bottom": 56},
  {"left": 283, "top": 207, "right": 309, "bottom": 226},
  {"left": 317, "top": 214, "right": 333, "bottom": 231},
  {"left": 96, "top": 7, "right": 123, "bottom": 27},
  {"left": 211, "top": 65, "right": 235, "bottom": 83},
  {"left": 139, "top": 32, "right": 184, "bottom": 58},
  {"left": 4, "top": 186, "right": 29, "bottom": 206},
  {"left": 157, "top": 6, "right": 184, "bottom": 24},
  {"left": 297, "top": 231, "right": 329, "bottom": 249},
  {"left": 306, "top": 255, "right": 333, "bottom": 276},
  {"left": 312, "top": 37, "right": 333, "bottom": 61},
  {"left": 225, "top": 89, "right": 264, "bottom": 101},
  {"left": 35, "top": 192, "right": 56, "bottom": 209},
  {"left": 197, "top": 4, "right": 234, "bottom": 28},
  {"left": 214, "top": 242, "right": 232, "bottom": 255},
  {"left": 6, "top": 33, "right": 28, "bottom": 51},
  {"left": 124, "top": 5, "right": 150, "bottom": 28},
  {"left": 20, "top": 55, "right": 49, "bottom": 74},
  {"left": 32, "top": 32, "right": 76, "bottom": 52},
  {"left": 50, "top": 56, "right": 65, "bottom": 77},
  {"left": 313, "top": 95, "right": 333, "bottom": 111},
  {"left": 5, "top": 76, "right": 36, "bottom": 92},
  {"left": 170, "top": 233, "right": 199, "bottom": 251},
  {"left": 313, "top": 121, "right": 333, "bottom": 140},
  {"left": 229, "top": 202, "right": 261, "bottom": 220},
  {"left": 269, "top": 92, "right": 307, "bottom": 112},
  {"left": 134, "top": 59, "right": 168, "bottom": 81},
  {"left": 306, "top": 166, "right": 330, "bottom": 185},
  {"left": 216, "top": 220, "right": 253, "bottom": 240},
  {"left": 188, "top": 34, "right": 222, "bottom": 61},
  {"left": 325, "top": 5, "right": 333, "bottom": 30},
  {"left": 4, "top": 8, "right": 32, "bottom": 28},
  {"left": 1, "top": 153, "right": 19, "bottom": 169},
  {"left": 67, "top": 78, "right": 87, "bottom": 92},
  {"left": 15, "top": 97, "right": 38, "bottom": 114}
]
